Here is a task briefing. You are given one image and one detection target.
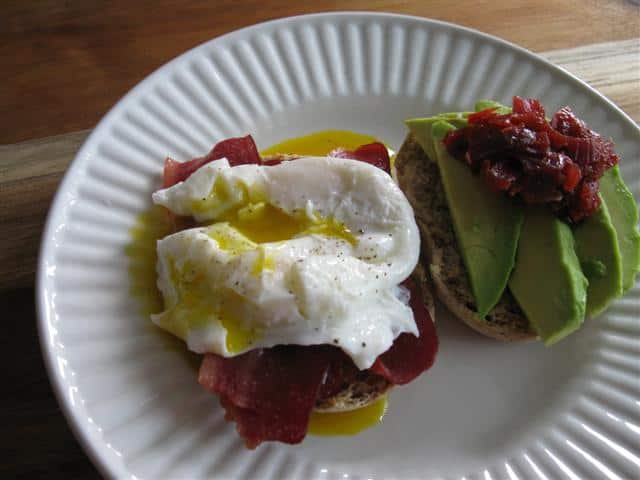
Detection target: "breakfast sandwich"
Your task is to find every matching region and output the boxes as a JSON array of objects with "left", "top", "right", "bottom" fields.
[{"left": 149, "top": 134, "right": 439, "bottom": 448}]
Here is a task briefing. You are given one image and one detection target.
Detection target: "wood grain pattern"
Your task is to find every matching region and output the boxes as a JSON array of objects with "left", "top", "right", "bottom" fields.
[
  {"left": 544, "top": 39, "right": 640, "bottom": 122},
  {"left": 0, "top": 131, "right": 90, "bottom": 289},
  {"left": 1, "top": 0, "right": 638, "bottom": 144},
  {"left": 1, "top": 40, "right": 637, "bottom": 291}
]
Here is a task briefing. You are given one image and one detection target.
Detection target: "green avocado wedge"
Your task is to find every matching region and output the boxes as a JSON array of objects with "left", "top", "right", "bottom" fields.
[
  {"left": 509, "top": 208, "right": 588, "bottom": 345},
  {"left": 406, "top": 112, "right": 470, "bottom": 161},
  {"left": 573, "top": 200, "right": 623, "bottom": 317},
  {"left": 429, "top": 120, "right": 524, "bottom": 317},
  {"left": 405, "top": 101, "right": 510, "bottom": 161},
  {"left": 599, "top": 165, "right": 640, "bottom": 292},
  {"left": 474, "top": 100, "right": 512, "bottom": 115}
]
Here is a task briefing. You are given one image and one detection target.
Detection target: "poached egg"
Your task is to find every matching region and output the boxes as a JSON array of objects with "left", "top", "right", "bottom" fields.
[{"left": 151, "top": 155, "right": 420, "bottom": 369}]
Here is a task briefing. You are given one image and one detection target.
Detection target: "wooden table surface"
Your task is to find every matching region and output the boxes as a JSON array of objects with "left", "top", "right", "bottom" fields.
[{"left": 1, "top": 2, "right": 638, "bottom": 478}]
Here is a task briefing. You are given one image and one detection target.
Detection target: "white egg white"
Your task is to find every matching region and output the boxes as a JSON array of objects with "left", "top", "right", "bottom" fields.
[{"left": 151, "top": 156, "right": 420, "bottom": 369}]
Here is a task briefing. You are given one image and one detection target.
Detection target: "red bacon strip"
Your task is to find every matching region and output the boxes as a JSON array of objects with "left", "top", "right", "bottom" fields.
[
  {"left": 163, "top": 135, "right": 261, "bottom": 187},
  {"left": 164, "top": 137, "right": 391, "bottom": 188},
  {"left": 370, "top": 278, "right": 438, "bottom": 385},
  {"left": 329, "top": 142, "right": 391, "bottom": 174},
  {"left": 199, "top": 346, "right": 341, "bottom": 448},
  {"left": 199, "top": 287, "right": 437, "bottom": 448}
]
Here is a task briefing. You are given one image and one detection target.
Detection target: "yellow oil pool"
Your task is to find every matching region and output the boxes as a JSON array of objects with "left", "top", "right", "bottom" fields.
[{"left": 308, "top": 396, "right": 388, "bottom": 436}]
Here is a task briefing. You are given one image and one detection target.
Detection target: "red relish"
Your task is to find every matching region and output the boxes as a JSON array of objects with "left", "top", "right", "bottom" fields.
[{"left": 443, "top": 96, "right": 619, "bottom": 222}]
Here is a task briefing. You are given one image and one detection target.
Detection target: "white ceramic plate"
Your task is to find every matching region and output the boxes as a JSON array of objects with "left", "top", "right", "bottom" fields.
[{"left": 38, "top": 12, "right": 640, "bottom": 480}]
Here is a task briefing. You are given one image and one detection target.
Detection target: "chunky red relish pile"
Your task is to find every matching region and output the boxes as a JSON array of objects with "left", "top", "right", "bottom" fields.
[{"left": 443, "top": 96, "right": 619, "bottom": 222}]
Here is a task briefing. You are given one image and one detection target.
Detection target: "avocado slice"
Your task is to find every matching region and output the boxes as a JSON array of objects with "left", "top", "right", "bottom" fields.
[
  {"left": 406, "top": 112, "right": 470, "bottom": 161},
  {"left": 423, "top": 120, "right": 524, "bottom": 317},
  {"left": 474, "top": 100, "right": 512, "bottom": 114},
  {"left": 509, "top": 208, "right": 588, "bottom": 344},
  {"left": 599, "top": 165, "right": 640, "bottom": 292},
  {"left": 573, "top": 200, "right": 623, "bottom": 317},
  {"left": 405, "top": 102, "right": 510, "bottom": 162}
]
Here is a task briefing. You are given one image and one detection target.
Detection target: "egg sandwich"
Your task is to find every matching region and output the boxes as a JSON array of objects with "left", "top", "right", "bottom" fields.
[{"left": 150, "top": 135, "right": 438, "bottom": 447}]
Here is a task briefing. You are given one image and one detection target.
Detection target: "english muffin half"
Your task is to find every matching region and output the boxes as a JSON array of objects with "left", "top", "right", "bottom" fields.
[{"left": 394, "top": 134, "right": 536, "bottom": 341}]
